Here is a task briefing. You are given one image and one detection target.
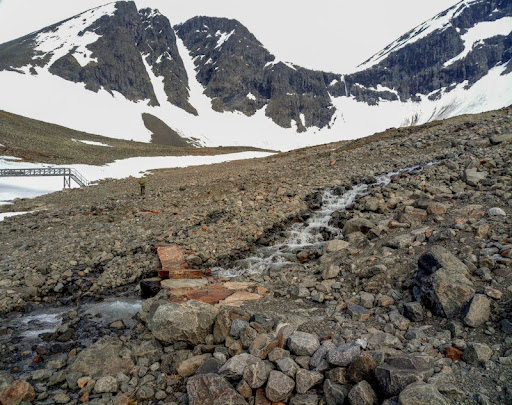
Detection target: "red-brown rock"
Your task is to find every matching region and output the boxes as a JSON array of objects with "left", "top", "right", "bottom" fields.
[{"left": 0, "top": 379, "right": 36, "bottom": 405}]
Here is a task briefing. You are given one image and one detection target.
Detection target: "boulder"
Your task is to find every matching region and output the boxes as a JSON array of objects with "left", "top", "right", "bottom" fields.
[
  {"left": 324, "top": 379, "right": 348, "bottom": 405},
  {"left": 327, "top": 344, "right": 360, "bottom": 367},
  {"left": 0, "top": 379, "right": 35, "bottom": 405},
  {"left": 265, "top": 371, "right": 295, "bottom": 402},
  {"left": 464, "top": 169, "right": 487, "bottom": 186},
  {"left": 243, "top": 358, "right": 269, "bottom": 388},
  {"left": 178, "top": 354, "right": 212, "bottom": 377},
  {"left": 287, "top": 332, "right": 320, "bottom": 356},
  {"left": 463, "top": 343, "right": 493, "bottom": 363},
  {"left": 148, "top": 300, "right": 218, "bottom": 345},
  {"left": 70, "top": 336, "right": 134, "bottom": 377},
  {"left": 324, "top": 240, "right": 350, "bottom": 253},
  {"left": 276, "top": 357, "right": 300, "bottom": 378},
  {"left": 219, "top": 353, "right": 261, "bottom": 381},
  {"left": 398, "top": 382, "right": 450, "bottom": 405},
  {"left": 403, "top": 302, "right": 424, "bottom": 322},
  {"left": 187, "top": 373, "right": 248, "bottom": 405},
  {"left": 296, "top": 369, "right": 324, "bottom": 394},
  {"left": 347, "top": 380, "right": 378, "bottom": 405},
  {"left": 249, "top": 334, "right": 278, "bottom": 359},
  {"left": 415, "top": 246, "right": 475, "bottom": 318},
  {"left": 462, "top": 294, "right": 490, "bottom": 327},
  {"left": 375, "top": 354, "right": 434, "bottom": 396},
  {"left": 343, "top": 218, "right": 375, "bottom": 235},
  {"left": 490, "top": 133, "right": 512, "bottom": 144}
]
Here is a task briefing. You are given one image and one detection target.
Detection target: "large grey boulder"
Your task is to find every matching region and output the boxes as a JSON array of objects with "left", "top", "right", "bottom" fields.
[
  {"left": 70, "top": 336, "right": 134, "bottom": 377},
  {"left": 463, "top": 343, "right": 493, "bottom": 363},
  {"left": 187, "top": 373, "right": 248, "bottom": 405},
  {"left": 398, "top": 382, "right": 450, "bottom": 405},
  {"left": 327, "top": 343, "right": 360, "bottom": 367},
  {"left": 148, "top": 300, "right": 218, "bottom": 345},
  {"left": 287, "top": 331, "right": 320, "bottom": 356},
  {"left": 375, "top": 354, "right": 434, "bottom": 396},
  {"left": 415, "top": 246, "right": 475, "bottom": 318},
  {"left": 265, "top": 370, "right": 295, "bottom": 402}
]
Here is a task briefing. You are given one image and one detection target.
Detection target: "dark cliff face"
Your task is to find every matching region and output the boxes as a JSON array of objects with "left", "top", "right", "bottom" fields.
[
  {"left": 0, "top": 0, "right": 510, "bottom": 134},
  {"left": 346, "top": 0, "right": 512, "bottom": 103},
  {"left": 0, "top": 2, "right": 195, "bottom": 113},
  {"left": 175, "top": 16, "right": 343, "bottom": 132}
]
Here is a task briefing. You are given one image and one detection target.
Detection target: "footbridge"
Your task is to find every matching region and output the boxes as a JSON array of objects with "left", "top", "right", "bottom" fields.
[{"left": 0, "top": 168, "right": 89, "bottom": 188}]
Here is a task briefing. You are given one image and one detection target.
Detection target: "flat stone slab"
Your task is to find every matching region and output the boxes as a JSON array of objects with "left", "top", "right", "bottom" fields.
[
  {"left": 161, "top": 279, "right": 209, "bottom": 290},
  {"left": 219, "top": 291, "right": 264, "bottom": 307}
]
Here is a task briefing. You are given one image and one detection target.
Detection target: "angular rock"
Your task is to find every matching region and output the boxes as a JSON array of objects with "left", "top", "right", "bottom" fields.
[
  {"left": 324, "top": 379, "right": 348, "bottom": 405},
  {"left": 403, "top": 302, "right": 424, "bottom": 322},
  {"left": 322, "top": 264, "right": 341, "bottom": 280},
  {"left": 187, "top": 373, "right": 248, "bottom": 405},
  {"left": 287, "top": 332, "right": 320, "bottom": 356},
  {"left": 348, "top": 352, "right": 377, "bottom": 383},
  {"left": 295, "top": 369, "right": 324, "bottom": 394},
  {"left": 94, "top": 376, "right": 118, "bottom": 393},
  {"left": 249, "top": 334, "right": 278, "bottom": 359},
  {"left": 243, "top": 358, "right": 269, "bottom": 389},
  {"left": 148, "top": 300, "right": 218, "bottom": 345},
  {"left": 462, "top": 294, "right": 490, "bottom": 327},
  {"left": 343, "top": 218, "right": 375, "bottom": 235},
  {"left": 389, "top": 310, "right": 410, "bottom": 331},
  {"left": 265, "top": 370, "right": 295, "bottom": 402},
  {"left": 463, "top": 343, "right": 493, "bottom": 363},
  {"left": 70, "top": 336, "right": 134, "bottom": 377},
  {"left": 230, "top": 318, "right": 250, "bottom": 338},
  {"left": 219, "top": 353, "right": 261, "bottom": 381},
  {"left": 398, "top": 382, "right": 450, "bottom": 405},
  {"left": 178, "top": 354, "right": 212, "bottom": 377},
  {"left": 375, "top": 354, "right": 434, "bottom": 396},
  {"left": 324, "top": 240, "right": 350, "bottom": 253},
  {"left": 196, "top": 358, "right": 224, "bottom": 375},
  {"left": 464, "top": 169, "right": 487, "bottom": 186},
  {"left": 276, "top": 357, "right": 300, "bottom": 378},
  {"left": 347, "top": 380, "right": 378, "bottom": 405},
  {"left": 415, "top": 246, "right": 475, "bottom": 318},
  {"left": 347, "top": 305, "right": 371, "bottom": 321},
  {"left": 0, "top": 379, "right": 35, "bottom": 405},
  {"left": 327, "top": 344, "right": 361, "bottom": 367},
  {"left": 487, "top": 207, "right": 506, "bottom": 217}
]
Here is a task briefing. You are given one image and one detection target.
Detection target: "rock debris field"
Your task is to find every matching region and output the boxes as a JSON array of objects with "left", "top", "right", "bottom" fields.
[{"left": 0, "top": 107, "right": 511, "bottom": 404}]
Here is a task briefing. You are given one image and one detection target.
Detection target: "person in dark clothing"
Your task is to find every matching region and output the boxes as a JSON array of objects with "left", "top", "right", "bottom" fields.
[{"left": 139, "top": 176, "right": 146, "bottom": 196}]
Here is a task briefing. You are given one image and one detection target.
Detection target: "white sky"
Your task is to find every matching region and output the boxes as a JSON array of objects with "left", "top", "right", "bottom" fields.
[{"left": 0, "top": 0, "right": 459, "bottom": 72}]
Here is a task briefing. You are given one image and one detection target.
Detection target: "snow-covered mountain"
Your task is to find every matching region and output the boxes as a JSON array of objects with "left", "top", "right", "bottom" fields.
[{"left": 0, "top": 0, "right": 511, "bottom": 151}]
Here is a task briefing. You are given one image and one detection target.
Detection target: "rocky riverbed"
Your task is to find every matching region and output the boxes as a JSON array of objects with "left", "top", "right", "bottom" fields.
[{"left": 0, "top": 107, "right": 511, "bottom": 404}]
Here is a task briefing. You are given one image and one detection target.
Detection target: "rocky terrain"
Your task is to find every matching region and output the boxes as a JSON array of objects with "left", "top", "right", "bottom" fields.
[{"left": 0, "top": 107, "right": 511, "bottom": 404}]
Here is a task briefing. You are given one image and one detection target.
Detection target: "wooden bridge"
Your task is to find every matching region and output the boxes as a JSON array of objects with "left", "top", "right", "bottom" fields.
[{"left": 0, "top": 168, "right": 89, "bottom": 188}]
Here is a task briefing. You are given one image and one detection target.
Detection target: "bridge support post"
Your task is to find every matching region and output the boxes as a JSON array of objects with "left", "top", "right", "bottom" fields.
[{"left": 64, "top": 175, "right": 70, "bottom": 188}]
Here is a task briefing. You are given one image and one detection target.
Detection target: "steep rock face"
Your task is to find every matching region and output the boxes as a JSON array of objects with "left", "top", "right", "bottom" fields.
[
  {"left": 0, "top": 2, "right": 195, "bottom": 113},
  {"left": 346, "top": 0, "right": 512, "bottom": 104},
  {"left": 175, "top": 16, "right": 343, "bottom": 132}
]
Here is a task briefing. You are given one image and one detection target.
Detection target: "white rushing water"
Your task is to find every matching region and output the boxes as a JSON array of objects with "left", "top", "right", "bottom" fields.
[{"left": 212, "top": 165, "right": 422, "bottom": 277}]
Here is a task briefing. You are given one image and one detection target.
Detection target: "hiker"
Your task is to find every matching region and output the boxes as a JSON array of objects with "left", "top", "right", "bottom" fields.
[{"left": 139, "top": 176, "right": 146, "bottom": 196}]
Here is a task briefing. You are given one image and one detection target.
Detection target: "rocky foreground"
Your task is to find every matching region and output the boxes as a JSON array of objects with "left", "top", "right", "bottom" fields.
[{"left": 0, "top": 107, "right": 511, "bottom": 404}]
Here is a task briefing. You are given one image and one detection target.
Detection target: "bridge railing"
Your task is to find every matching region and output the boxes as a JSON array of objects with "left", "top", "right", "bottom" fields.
[{"left": 0, "top": 167, "right": 90, "bottom": 188}]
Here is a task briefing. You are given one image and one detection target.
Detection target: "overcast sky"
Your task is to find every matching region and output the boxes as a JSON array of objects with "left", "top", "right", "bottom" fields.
[{"left": 0, "top": 0, "right": 460, "bottom": 72}]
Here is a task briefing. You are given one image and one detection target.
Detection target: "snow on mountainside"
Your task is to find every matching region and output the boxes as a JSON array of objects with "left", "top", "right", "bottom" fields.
[{"left": 0, "top": 0, "right": 511, "bottom": 151}]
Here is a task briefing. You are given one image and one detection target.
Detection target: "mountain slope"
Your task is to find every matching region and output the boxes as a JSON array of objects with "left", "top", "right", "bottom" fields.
[{"left": 0, "top": 0, "right": 510, "bottom": 151}]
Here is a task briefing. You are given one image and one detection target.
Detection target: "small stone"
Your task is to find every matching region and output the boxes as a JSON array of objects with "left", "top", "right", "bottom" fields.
[
  {"left": 359, "top": 292, "right": 374, "bottom": 309},
  {"left": 276, "top": 357, "right": 300, "bottom": 378},
  {"left": 323, "top": 379, "right": 348, "bottom": 405},
  {"left": 249, "top": 334, "right": 278, "bottom": 359},
  {"left": 403, "top": 302, "right": 424, "bottom": 322},
  {"left": 177, "top": 354, "right": 212, "bottom": 377},
  {"left": 348, "top": 352, "right": 377, "bottom": 383},
  {"left": 487, "top": 207, "right": 506, "bottom": 217},
  {"left": 243, "top": 358, "right": 269, "bottom": 389},
  {"left": 324, "top": 240, "right": 350, "bottom": 253},
  {"left": 484, "top": 286, "right": 502, "bottom": 300},
  {"left": 94, "top": 376, "right": 118, "bottom": 393},
  {"left": 347, "top": 305, "right": 371, "bottom": 321},
  {"left": 462, "top": 294, "right": 490, "bottom": 328},
  {"left": 290, "top": 394, "right": 321, "bottom": 405}
]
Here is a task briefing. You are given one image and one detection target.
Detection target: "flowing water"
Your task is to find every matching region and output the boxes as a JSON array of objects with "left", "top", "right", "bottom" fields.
[{"left": 212, "top": 164, "right": 424, "bottom": 277}]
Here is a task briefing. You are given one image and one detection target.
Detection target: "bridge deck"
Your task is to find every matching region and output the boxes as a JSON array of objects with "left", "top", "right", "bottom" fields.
[{"left": 0, "top": 168, "right": 89, "bottom": 187}]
